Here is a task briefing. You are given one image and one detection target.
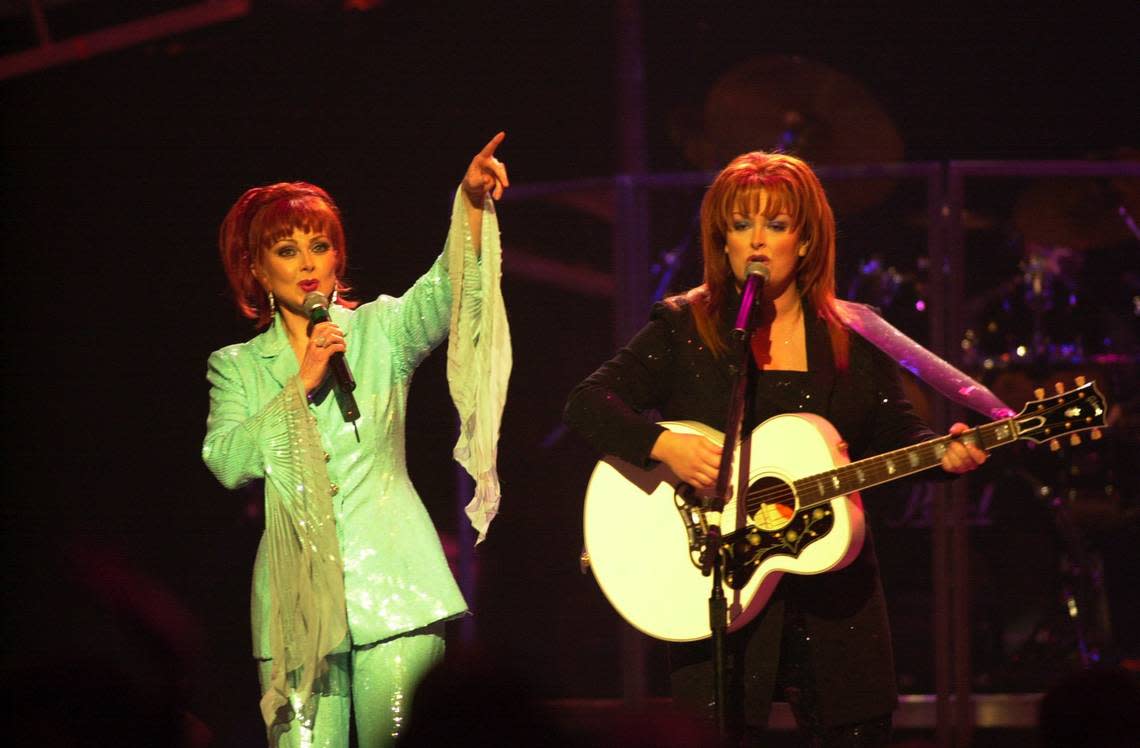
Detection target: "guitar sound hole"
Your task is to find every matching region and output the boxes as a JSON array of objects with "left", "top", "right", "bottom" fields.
[{"left": 746, "top": 475, "right": 797, "bottom": 531}]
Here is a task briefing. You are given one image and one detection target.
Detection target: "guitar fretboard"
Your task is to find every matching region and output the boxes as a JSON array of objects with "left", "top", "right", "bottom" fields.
[{"left": 793, "top": 419, "right": 1018, "bottom": 508}]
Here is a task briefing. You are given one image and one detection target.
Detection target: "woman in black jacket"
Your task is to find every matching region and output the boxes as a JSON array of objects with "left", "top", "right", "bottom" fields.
[{"left": 564, "top": 151, "right": 987, "bottom": 746}]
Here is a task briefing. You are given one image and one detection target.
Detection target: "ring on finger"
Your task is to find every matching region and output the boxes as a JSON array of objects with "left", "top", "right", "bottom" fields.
[{"left": 316, "top": 336, "right": 328, "bottom": 348}]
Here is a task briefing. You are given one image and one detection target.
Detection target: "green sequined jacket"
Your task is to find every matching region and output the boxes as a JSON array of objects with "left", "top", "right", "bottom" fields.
[{"left": 203, "top": 192, "right": 490, "bottom": 658}]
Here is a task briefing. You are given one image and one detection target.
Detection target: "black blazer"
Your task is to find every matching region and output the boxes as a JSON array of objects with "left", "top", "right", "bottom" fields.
[{"left": 564, "top": 294, "right": 938, "bottom": 727}]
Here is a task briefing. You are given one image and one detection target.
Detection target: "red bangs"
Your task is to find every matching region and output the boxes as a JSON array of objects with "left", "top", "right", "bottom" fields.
[
  {"left": 723, "top": 178, "right": 804, "bottom": 233},
  {"left": 249, "top": 195, "right": 343, "bottom": 255}
]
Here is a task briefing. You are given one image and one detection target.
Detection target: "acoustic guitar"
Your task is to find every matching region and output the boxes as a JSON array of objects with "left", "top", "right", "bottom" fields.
[{"left": 582, "top": 380, "right": 1108, "bottom": 642}]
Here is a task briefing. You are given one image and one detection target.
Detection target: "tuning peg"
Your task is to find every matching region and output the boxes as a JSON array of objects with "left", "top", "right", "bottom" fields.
[
  {"left": 1050, "top": 439, "right": 1061, "bottom": 452},
  {"left": 1034, "top": 387, "right": 1046, "bottom": 400},
  {"left": 1054, "top": 382, "right": 1065, "bottom": 394},
  {"left": 1091, "top": 428, "right": 1103, "bottom": 440},
  {"left": 1070, "top": 434, "right": 1082, "bottom": 447},
  {"left": 1075, "top": 375, "right": 1087, "bottom": 386}
]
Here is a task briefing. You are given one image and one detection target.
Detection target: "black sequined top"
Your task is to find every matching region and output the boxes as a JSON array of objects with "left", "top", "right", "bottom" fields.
[{"left": 564, "top": 294, "right": 935, "bottom": 468}]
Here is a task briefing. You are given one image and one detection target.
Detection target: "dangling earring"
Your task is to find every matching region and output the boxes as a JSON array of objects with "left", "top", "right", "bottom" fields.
[
  {"left": 797, "top": 244, "right": 808, "bottom": 257},
  {"left": 267, "top": 290, "right": 277, "bottom": 317},
  {"left": 330, "top": 285, "right": 338, "bottom": 304}
]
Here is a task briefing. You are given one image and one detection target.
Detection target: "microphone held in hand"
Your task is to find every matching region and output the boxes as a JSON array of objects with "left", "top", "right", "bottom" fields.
[
  {"left": 733, "top": 262, "right": 770, "bottom": 335},
  {"left": 303, "top": 291, "right": 359, "bottom": 423}
]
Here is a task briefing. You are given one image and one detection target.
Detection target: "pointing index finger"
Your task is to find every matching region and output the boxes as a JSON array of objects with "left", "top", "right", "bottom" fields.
[{"left": 478, "top": 131, "right": 506, "bottom": 159}]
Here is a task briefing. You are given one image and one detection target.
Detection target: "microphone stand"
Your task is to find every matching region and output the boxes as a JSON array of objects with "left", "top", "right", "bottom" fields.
[{"left": 703, "top": 267, "right": 766, "bottom": 735}]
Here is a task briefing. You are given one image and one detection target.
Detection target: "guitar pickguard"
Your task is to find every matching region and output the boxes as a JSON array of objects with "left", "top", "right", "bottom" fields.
[{"left": 722, "top": 504, "right": 836, "bottom": 589}]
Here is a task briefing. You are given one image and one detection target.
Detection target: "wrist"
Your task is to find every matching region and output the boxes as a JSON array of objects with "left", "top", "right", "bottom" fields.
[
  {"left": 461, "top": 185, "right": 483, "bottom": 208},
  {"left": 649, "top": 430, "right": 672, "bottom": 462}
]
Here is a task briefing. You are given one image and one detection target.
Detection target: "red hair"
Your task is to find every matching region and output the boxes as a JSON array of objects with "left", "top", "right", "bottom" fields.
[
  {"left": 218, "top": 181, "right": 357, "bottom": 328},
  {"left": 674, "top": 151, "right": 848, "bottom": 368}
]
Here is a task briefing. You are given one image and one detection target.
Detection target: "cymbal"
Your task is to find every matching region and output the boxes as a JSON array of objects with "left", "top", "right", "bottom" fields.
[
  {"left": 1013, "top": 176, "right": 1140, "bottom": 250},
  {"left": 678, "top": 54, "right": 905, "bottom": 213}
]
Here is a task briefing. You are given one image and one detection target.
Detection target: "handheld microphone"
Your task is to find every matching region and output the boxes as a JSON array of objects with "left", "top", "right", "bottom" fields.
[
  {"left": 303, "top": 291, "right": 359, "bottom": 421},
  {"left": 733, "top": 262, "right": 770, "bottom": 334}
]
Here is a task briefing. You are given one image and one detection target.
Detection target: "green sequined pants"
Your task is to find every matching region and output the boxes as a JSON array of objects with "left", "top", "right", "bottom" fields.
[{"left": 258, "top": 624, "right": 444, "bottom": 748}]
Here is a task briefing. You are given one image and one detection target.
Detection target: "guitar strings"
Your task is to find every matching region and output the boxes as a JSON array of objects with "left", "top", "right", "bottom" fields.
[
  {"left": 736, "top": 436, "right": 958, "bottom": 509},
  {"left": 737, "top": 422, "right": 1008, "bottom": 511}
]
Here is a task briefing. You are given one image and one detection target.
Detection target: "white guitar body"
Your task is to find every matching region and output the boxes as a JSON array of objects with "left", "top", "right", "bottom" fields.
[{"left": 583, "top": 414, "right": 865, "bottom": 642}]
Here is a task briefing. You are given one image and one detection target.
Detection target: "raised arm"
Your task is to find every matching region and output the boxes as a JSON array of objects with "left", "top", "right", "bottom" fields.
[
  {"left": 385, "top": 134, "right": 508, "bottom": 372},
  {"left": 460, "top": 131, "right": 509, "bottom": 255}
]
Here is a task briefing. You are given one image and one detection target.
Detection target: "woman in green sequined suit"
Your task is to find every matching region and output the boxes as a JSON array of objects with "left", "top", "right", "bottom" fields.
[{"left": 203, "top": 135, "right": 511, "bottom": 747}]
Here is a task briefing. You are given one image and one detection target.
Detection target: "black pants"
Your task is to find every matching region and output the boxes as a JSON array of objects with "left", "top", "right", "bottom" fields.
[
  {"left": 669, "top": 603, "right": 893, "bottom": 747},
  {"left": 780, "top": 607, "right": 892, "bottom": 747}
]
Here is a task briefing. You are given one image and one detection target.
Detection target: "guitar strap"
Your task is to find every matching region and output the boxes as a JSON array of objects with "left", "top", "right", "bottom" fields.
[{"left": 834, "top": 300, "right": 1016, "bottom": 420}]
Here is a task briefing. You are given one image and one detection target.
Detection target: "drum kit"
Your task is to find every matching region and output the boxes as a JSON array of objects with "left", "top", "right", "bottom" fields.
[
  {"left": 955, "top": 178, "right": 1137, "bottom": 686},
  {"left": 863, "top": 175, "right": 1139, "bottom": 686}
]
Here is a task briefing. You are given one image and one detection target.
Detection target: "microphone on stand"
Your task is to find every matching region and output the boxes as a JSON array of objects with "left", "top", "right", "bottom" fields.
[
  {"left": 303, "top": 291, "right": 359, "bottom": 422},
  {"left": 733, "top": 261, "right": 770, "bottom": 335}
]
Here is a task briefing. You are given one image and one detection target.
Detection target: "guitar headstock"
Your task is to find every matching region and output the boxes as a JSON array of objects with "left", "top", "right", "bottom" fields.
[{"left": 1013, "top": 377, "right": 1108, "bottom": 448}]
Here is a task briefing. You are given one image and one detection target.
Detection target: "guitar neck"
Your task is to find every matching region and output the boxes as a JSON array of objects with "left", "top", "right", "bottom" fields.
[{"left": 794, "top": 419, "right": 1019, "bottom": 507}]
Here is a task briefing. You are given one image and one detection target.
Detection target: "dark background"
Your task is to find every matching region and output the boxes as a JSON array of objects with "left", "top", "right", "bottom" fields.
[{"left": 3, "top": 1, "right": 1137, "bottom": 744}]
